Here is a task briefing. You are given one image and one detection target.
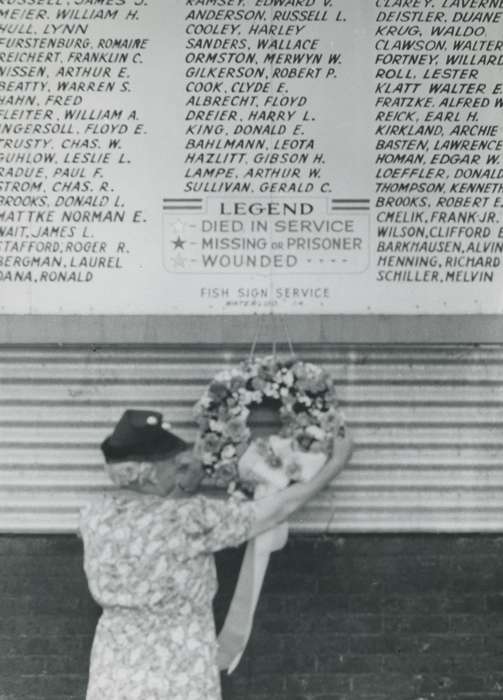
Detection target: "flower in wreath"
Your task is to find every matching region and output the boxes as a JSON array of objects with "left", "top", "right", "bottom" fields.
[
  {"left": 250, "top": 376, "right": 267, "bottom": 393},
  {"left": 221, "top": 444, "right": 237, "bottom": 460},
  {"left": 223, "top": 416, "right": 250, "bottom": 443},
  {"left": 230, "top": 374, "right": 247, "bottom": 392},
  {"left": 274, "top": 366, "right": 295, "bottom": 387},
  {"left": 238, "top": 388, "right": 262, "bottom": 405},
  {"left": 319, "top": 405, "right": 343, "bottom": 431},
  {"left": 263, "top": 382, "right": 281, "bottom": 400},
  {"left": 208, "top": 379, "right": 230, "bottom": 402},
  {"left": 199, "top": 432, "right": 223, "bottom": 454}
]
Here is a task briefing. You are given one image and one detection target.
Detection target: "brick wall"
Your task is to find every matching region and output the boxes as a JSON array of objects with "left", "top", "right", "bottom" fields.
[{"left": 1, "top": 534, "right": 503, "bottom": 700}]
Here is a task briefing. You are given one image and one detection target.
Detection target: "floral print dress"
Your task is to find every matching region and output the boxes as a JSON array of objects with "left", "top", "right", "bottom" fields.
[{"left": 79, "top": 491, "right": 255, "bottom": 700}]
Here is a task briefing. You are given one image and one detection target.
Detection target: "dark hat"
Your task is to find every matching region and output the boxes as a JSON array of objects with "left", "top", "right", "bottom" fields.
[{"left": 101, "top": 409, "right": 188, "bottom": 463}]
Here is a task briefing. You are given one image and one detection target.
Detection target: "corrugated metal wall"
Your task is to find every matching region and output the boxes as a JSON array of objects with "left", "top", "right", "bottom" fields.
[{"left": 0, "top": 344, "right": 502, "bottom": 533}]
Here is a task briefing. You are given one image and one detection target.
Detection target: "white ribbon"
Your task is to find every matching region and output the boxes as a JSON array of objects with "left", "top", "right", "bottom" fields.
[{"left": 217, "top": 518, "right": 288, "bottom": 673}]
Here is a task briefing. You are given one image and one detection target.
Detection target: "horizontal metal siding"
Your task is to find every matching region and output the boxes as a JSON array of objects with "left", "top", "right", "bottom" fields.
[{"left": 0, "top": 345, "right": 502, "bottom": 533}]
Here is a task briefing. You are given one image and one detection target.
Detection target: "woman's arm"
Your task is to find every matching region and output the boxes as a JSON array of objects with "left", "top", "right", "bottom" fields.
[{"left": 248, "top": 433, "right": 353, "bottom": 538}]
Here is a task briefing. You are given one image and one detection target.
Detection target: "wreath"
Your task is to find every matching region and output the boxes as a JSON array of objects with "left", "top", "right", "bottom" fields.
[{"left": 193, "top": 355, "right": 342, "bottom": 490}]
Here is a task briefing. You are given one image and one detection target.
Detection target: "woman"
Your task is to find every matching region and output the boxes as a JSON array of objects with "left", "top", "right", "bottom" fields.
[{"left": 80, "top": 408, "right": 353, "bottom": 700}]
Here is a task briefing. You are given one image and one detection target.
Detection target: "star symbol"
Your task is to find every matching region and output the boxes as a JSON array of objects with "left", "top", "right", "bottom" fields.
[
  {"left": 169, "top": 219, "right": 186, "bottom": 236},
  {"left": 172, "top": 236, "right": 186, "bottom": 250},
  {"left": 171, "top": 253, "right": 187, "bottom": 269}
]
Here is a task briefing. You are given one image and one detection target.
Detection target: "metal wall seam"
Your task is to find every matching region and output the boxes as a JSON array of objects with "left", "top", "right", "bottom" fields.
[{"left": 0, "top": 344, "right": 502, "bottom": 534}]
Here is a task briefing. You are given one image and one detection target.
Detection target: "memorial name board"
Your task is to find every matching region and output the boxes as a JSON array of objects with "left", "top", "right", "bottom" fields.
[{"left": 0, "top": 0, "right": 502, "bottom": 314}]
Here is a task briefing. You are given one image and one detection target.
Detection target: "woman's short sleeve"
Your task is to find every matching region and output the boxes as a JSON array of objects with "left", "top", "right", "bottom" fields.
[{"left": 183, "top": 495, "right": 256, "bottom": 554}]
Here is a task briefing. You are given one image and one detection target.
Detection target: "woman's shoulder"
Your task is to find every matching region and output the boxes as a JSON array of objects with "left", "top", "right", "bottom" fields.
[
  {"left": 79, "top": 491, "right": 184, "bottom": 544},
  {"left": 79, "top": 490, "right": 166, "bottom": 525}
]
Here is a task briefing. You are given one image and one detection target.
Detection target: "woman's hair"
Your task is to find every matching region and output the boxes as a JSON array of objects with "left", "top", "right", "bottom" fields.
[{"left": 105, "top": 459, "right": 160, "bottom": 488}]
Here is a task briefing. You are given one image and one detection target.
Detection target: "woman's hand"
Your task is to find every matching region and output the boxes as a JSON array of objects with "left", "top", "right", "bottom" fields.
[{"left": 324, "top": 431, "right": 354, "bottom": 478}]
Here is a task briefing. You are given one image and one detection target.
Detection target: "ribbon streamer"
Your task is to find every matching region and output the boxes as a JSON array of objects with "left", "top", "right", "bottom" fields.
[
  {"left": 217, "top": 521, "right": 288, "bottom": 673},
  {"left": 217, "top": 481, "right": 289, "bottom": 673}
]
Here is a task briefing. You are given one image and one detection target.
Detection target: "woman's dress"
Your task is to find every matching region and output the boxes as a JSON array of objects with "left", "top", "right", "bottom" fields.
[{"left": 79, "top": 491, "right": 255, "bottom": 700}]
